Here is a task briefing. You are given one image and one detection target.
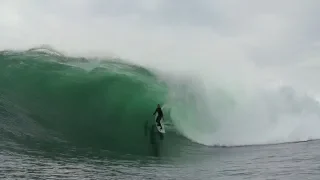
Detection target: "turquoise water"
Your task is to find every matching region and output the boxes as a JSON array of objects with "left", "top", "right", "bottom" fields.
[
  {"left": 0, "top": 48, "right": 319, "bottom": 179},
  {"left": 0, "top": 48, "right": 173, "bottom": 156}
]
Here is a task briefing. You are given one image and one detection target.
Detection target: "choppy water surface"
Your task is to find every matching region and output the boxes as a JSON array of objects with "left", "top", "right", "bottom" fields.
[{"left": 1, "top": 140, "right": 319, "bottom": 180}]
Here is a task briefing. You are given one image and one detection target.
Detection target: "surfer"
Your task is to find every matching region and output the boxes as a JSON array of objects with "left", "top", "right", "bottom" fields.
[{"left": 153, "top": 104, "right": 164, "bottom": 129}]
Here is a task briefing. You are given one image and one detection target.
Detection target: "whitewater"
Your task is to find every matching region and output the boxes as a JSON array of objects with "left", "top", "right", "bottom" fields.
[
  {"left": 1, "top": 47, "right": 320, "bottom": 179},
  {"left": 2, "top": 47, "right": 320, "bottom": 147}
]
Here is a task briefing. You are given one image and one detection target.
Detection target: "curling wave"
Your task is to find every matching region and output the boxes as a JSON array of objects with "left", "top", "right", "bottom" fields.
[{"left": 1, "top": 47, "right": 320, "bottom": 156}]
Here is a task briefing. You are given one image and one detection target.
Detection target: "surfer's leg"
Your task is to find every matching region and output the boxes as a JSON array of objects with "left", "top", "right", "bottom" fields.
[{"left": 156, "top": 116, "right": 162, "bottom": 128}]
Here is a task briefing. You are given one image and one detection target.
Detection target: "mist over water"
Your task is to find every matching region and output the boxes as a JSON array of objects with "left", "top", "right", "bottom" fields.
[
  {"left": 1, "top": 46, "right": 319, "bottom": 157},
  {"left": 160, "top": 61, "right": 320, "bottom": 147},
  {"left": 3, "top": 47, "right": 320, "bottom": 151}
]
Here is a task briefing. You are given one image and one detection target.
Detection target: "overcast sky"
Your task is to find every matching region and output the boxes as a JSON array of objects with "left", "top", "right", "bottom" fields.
[{"left": 1, "top": 0, "right": 320, "bottom": 88}]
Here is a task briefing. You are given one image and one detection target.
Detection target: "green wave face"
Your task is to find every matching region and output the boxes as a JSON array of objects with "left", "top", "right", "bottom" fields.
[
  {"left": 0, "top": 50, "right": 173, "bottom": 155},
  {"left": 2, "top": 48, "right": 316, "bottom": 157}
]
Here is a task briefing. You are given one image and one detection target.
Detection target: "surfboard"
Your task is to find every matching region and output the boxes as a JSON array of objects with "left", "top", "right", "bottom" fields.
[{"left": 155, "top": 114, "right": 165, "bottom": 134}]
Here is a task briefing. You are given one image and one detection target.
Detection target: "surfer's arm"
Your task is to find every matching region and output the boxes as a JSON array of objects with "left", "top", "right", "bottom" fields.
[{"left": 152, "top": 109, "right": 157, "bottom": 115}]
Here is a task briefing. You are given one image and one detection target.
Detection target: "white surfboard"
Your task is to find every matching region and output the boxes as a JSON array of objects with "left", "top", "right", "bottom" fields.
[{"left": 155, "top": 114, "right": 165, "bottom": 133}]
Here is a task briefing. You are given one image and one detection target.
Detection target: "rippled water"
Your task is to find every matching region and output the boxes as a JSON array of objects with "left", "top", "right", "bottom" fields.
[{"left": 1, "top": 140, "right": 319, "bottom": 180}]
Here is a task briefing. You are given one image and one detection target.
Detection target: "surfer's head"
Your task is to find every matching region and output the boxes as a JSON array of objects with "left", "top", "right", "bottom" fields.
[{"left": 157, "top": 104, "right": 161, "bottom": 108}]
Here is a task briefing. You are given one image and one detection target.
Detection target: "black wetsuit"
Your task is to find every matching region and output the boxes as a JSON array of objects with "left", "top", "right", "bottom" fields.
[{"left": 153, "top": 107, "right": 163, "bottom": 127}]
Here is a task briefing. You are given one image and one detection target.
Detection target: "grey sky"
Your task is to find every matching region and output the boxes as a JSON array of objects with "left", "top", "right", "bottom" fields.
[{"left": 1, "top": 0, "right": 320, "bottom": 74}]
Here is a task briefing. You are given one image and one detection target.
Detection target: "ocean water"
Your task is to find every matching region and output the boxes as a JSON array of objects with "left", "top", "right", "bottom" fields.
[
  {"left": 1, "top": 140, "right": 319, "bottom": 179},
  {"left": 0, "top": 47, "right": 319, "bottom": 179}
]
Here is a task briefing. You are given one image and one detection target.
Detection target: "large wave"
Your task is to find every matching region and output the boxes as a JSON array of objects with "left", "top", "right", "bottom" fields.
[
  {"left": 0, "top": 47, "right": 320, "bottom": 156},
  {"left": 0, "top": 48, "right": 174, "bottom": 155}
]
